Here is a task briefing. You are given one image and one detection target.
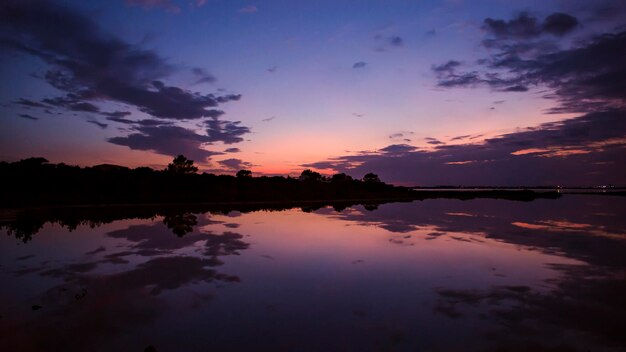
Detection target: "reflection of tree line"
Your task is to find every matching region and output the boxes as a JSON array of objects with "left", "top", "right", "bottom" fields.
[{"left": 1, "top": 200, "right": 387, "bottom": 242}]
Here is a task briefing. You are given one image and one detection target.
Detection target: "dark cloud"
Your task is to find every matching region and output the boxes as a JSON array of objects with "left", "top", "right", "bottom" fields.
[
  {"left": 389, "top": 36, "right": 403, "bottom": 46},
  {"left": 108, "top": 117, "right": 250, "bottom": 161},
  {"left": 542, "top": 13, "right": 580, "bottom": 36},
  {"left": 432, "top": 60, "right": 461, "bottom": 73},
  {"left": 434, "top": 11, "right": 625, "bottom": 114},
  {"left": 108, "top": 125, "right": 223, "bottom": 162},
  {"left": 374, "top": 34, "right": 404, "bottom": 51},
  {"left": 379, "top": 144, "right": 417, "bottom": 154},
  {"left": 87, "top": 120, "right": 107, "bottom": 129},
  {"left": 0, "top": 1, "right": 250, "bottom": 162},
  {"left": 224, "top": 147, "right": 240, "bottom": 153},
  {"left": 267, "top": 66, "right": 277, "bottom": 73},
  {"left": 450, "top": 134, "right": 472, "bottom": 141},
  {"left": 106, "top": 116, "right": 171, "bottom": 126},
  {"left": 305, "top": 110, "right": 626, "bottom": 185},
  {"left": 425, "top": 137, "right": 444, "bottom": 145},
  {"left": 13, "top": 98, "right": 48, "bottom": 108},
  {"left": 191, "top": 67, "right": 216, "bottom": 84},
  {"left": 18, "top": 113, "right": 38, "bottom": 120},
  {"left": 389, "top": 131, "right": 414, "bottom": 142},
  {"left": 262, "top": 116, "right": 275, "bottom": 122},
  {"left": 352, "top": 61, "right": 367, "bottom": 69},
  {"left": 205, "top": 119, "right": 250, "bottom": 144},
  {"left": 218, "top": 158, "right": 252, "bottom": 170},
  {"left": 101, "top": 111, "right": 132, "bottom": 118},
  {"left": 425, "top": 29, "right": 436, "bottom": 36},
  {"left": 502, "top": 84, "right": 528, "bottom": 92},
  {"left": 483, "top": 12, "right": 578, "bottom": 40},
  {"left": 0, "top": 1, "right": 242, "bottom": 120}
]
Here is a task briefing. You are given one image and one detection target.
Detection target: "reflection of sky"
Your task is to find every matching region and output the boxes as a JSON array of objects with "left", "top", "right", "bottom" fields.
[{"left": 2, "top": 196, "right": 624, "bottom": 350}]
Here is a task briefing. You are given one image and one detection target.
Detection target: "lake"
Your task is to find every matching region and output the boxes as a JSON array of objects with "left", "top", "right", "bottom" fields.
[{"left": 1, "top": 195, "right": 625, "bottom": 351}]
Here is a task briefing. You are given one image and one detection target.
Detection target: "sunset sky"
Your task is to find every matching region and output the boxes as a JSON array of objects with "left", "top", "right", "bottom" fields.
[{"left": 1, "top": 0, "right": 625, "bottom": 185}]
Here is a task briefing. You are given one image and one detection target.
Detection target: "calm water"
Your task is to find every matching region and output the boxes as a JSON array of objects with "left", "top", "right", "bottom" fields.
[{"left": 1, "top": 195, "right": 625, "bottom": 351}]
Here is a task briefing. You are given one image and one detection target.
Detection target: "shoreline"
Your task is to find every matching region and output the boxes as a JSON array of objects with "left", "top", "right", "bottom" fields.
[{"left": 0, "top": 189, "right": 568, "bottom": 221}]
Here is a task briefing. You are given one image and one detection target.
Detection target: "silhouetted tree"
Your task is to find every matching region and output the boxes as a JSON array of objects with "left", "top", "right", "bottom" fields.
[
  {"left": 163, "top": 213, "right": 198, "bottom": 237},
  {"left": 331, "top": 173, "right": 353, "bottom": 183},
  {"left": 15, "top": 157, "right": 49, "bottom": 167},
  {"left": 363, "top": 173, "right": 381, "bottom": 183},
  {"left": 167, "top": 155, "right": 198, "bottom": 174},
  {"left": 300, "top": 169, "right": 323, "bottom": 182},
  {"left": 236, "top": 169, "right": 252, "bottom": 178}
]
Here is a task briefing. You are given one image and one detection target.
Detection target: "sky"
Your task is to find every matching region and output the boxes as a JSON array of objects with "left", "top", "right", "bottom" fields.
[{"left": 0, "top": 0, "right": 625, "bottom": 186}]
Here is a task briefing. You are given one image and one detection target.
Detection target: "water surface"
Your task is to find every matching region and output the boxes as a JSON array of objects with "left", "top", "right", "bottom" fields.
[{"left": 1, "top": 195, "right": 625, "bottom": 351}]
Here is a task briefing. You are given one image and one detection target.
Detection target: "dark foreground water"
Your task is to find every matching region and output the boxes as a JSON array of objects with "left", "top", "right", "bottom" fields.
[{"left": 1, "top": 195, "right": 625, "bottom": 352}]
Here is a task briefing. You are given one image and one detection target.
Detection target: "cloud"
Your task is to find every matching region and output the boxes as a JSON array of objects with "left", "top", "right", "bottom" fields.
[
  {"left": 18, "top": 113, "right": 38, "bottom": 120},
  {"left": 13, "top": 98, "right": 48, "bottom": 108},
  {"left": 304, "top": 110, "right": 626, "bottom": 185},
  {"left": 106, "top": 116, "right": 171, "bottom": 126},
  {"left": 205, "top": 119, "right": 250, "bottom": 144},
  {"left": 108, "top": 117, "right": 250, "bottom": 162},
  {"left": 425, "top": 137, "right": 444, "bottom": 145},
  {"left": 433, "top": 11, "right": 625, "bottom": 114},
  {"left": 102, "top": 111, "right": 132, "bottom": 118},
  {"left": 125, "top": 0, "right": 181, "bottom": 13},
  {"left": 0, "top": 1, "right": 241, "bottom": 120},
  {"left": 262, "top": 116, "right": 275, "bottom": 122},
  {"left": 352, "top": 61, "right": 367, "bottom": 69},
  {"left": 389, "top": 36, "right": 403, "bottom": 46},
  {"left": 450, "top": 134, "right": 471, "bottom": 141},
  {"left": 379, "top": 144, "right": 417, "bottom": 154},
  {"left": 87, "top": 120, "right": 108, "bottom": 129},
  {"left": 483, "top": 12, "right": 578, "bottom": 40},
  {"left": 237, "top": 5, "right": 257, "bottom": 14},
  {"left": 1, "top": 1, "right": 250, "bottom": 162},
  {"left": 192, "top": 67, "right": 216, "bottom": 84},
  {"left": 373, "top": 33, "right": 404, "bottom": 51},
  {"left": 432, "top": 60, "right": 461, "bottom": 73},
  {"left": 389, "top": 131, "right": 413, "bottom": 142},
  {"left": 218, "top": 158, "right": 253, "bottom": 170},
  {"left": 267, "top": 66, "right": 277, "bottom": 73},
  {"left": 224, "top": 148, "right": 240, "bottom": 153},
  {"left": 108, "top": 125, "right": 223, "bottom": 162}
]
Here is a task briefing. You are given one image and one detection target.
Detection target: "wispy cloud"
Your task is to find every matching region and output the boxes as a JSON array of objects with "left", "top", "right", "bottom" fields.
[{"left": 237, "top": 5, "right": 257, "bottom": 14}]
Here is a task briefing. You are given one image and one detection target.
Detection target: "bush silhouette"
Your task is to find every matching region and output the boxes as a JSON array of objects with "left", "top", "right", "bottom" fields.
[
  {"left": 167, "top": 155, "right": 198, "bottom": 174},
  {"left": 236, "top": 169, "right": 252, "bottom": 178}
]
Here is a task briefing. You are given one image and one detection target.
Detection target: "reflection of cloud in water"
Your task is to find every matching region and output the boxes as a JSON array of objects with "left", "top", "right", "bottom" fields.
[
  {"left": 325, "top": 198, "right": 626, "bottom": 268},
  {"left": 2, "top": 216, "right": 250, "bottom": 351},
  {"left": 512, "top": 220, "right": 626, "bottom": 240}
]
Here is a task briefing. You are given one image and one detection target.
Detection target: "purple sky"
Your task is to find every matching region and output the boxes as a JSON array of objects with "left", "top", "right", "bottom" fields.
[{"left": 1, "top": 0, "right": 625, "bottom": 185}]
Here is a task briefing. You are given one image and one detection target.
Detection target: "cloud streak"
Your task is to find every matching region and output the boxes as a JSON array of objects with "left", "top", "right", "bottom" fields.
[{"left": 305, "top": 110, "right": 626, "bottom": 185}]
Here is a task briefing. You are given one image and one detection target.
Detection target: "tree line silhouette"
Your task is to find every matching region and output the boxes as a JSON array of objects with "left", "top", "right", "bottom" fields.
[
  {"left": 0, "top": 155, "right": 563, "bottom": 208},
  {"left": 0, "top": 155, "right": 412, "bottom": 207}
]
